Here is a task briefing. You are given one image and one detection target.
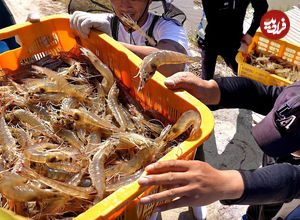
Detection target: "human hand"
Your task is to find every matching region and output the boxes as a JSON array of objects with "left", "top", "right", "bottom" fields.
[
  {"left": 241, "top": 34, "right": 253, "bottom": 45},
  {"left": 15, "top": 13, "right": 41, "bottom": 45},
  {"left": 164, "top": 72, "right": 220, "bottom": 105},
  {"left": 138, "top": 160, "right": 244, "bottom": 212},
  {"left": 238, "top": 34, "right": 253, "bottom": 56},
  {"left": 238, "top": 42, "right": 248, "bottom": 55},
  {"left": 70, "top": 11, "right": 111, "bottom": 39}
]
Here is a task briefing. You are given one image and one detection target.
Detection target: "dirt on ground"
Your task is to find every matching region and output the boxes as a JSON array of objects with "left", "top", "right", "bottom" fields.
[
  {"left": 5, "top": 0, "right": 66, "bottom": 23},
  {"left": 3, "top": 1, "right": 260, "bottom": 219}
]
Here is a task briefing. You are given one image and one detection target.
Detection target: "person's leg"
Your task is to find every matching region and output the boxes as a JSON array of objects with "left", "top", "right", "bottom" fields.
[
  {"left": 0, "top": 0, "right": 16, "bottom": 29},
  {"left": 220, "top": 47, "right": 238, "bottom": 75},
  {"left": 192, "top": 205, "right": 207, "bottom": 220},
  {"left": 246, "top": 204, "right": 283, "bottom": 220},
  {"left": 246, "top": 205, "right": 262, "bottom": 220},
  {"left": 0, "top": 0, "right": 19, "bottom": 49},
  {"left": 194, "top": 144, "right": 205, "bottom": 161},
  {"left": 201, "top": 43, "right": 217, "bottom": 80},
  {"left": 246, "top": 154, "right": 282, "bottom": 220}
]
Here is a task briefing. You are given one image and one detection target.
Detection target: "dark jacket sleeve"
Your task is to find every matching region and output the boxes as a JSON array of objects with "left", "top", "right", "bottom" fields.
[
  {"left": 221, "top": 163, "right": 300, "bottom": 205},
  {"left": 246, "top": 0, "right": 268, "bottom": 36},
  {"left": 208, "top": 77, "right": 284, "bottom": 115}
]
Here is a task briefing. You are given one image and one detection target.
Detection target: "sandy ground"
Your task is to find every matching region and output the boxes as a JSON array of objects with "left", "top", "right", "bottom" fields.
[
  {"left": 4, "top": 0, "right": 66, "bottom": 23},
  {"left": 4, "top": 1, "right": 263, "bottom": 219}
]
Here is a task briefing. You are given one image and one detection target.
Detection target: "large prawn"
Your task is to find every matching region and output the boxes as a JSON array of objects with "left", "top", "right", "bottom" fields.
[
  {"left": 0, "top": 173, "right": 64, "bottom": 202},
  {"left": 32, "top": 65, "right": 89, "bottom": 101},
  {"left": 164, "top": 110, "right": 201, "bottom": 142},
  {"left": 0, "top": 108, "right": 17, "bottom": 163},
  {"left": 21, "top": 166, "right": 95, "bottom": 200},
  {"left": 63, "top": 108, "right": 121, "bottom": 133},
  {"left": 80, "top": 47, "right": 115, "bottom": 94},
  {"left": 107, "top": 82, "right": 128, "bottom": 131},
  {"left": 89, "top": 139, "right": 118, "bottom": 199},
  {"left": 136, "top": 50, "right": 199, "bottom": 90}
]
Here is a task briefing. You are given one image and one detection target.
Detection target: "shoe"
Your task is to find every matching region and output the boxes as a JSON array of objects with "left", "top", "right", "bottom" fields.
[
  {"left": 148, "top": 212, "right": 158, "bottom": 220},
  {"left": 242, "top": 214, "right": 248, "bottom": 220},
  {"left": 192, "top": 206, "right": 207, "bottom": 220}
]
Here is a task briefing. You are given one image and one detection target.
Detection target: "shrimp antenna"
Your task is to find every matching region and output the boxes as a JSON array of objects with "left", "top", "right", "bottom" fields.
[{"left": 120, "top": 14, "right": 156, "bottom": 47}]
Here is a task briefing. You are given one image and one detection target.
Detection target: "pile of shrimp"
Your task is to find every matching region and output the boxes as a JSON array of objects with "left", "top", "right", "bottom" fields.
[
  {"left": 0, "top": 45, "right": 201, "bottom": 219},
  {"left": 246, "top": 50, "right": 300, "bottom": 82}
]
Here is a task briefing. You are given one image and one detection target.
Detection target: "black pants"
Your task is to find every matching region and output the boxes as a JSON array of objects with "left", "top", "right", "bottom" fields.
[
  {"left": 247, "top": 203, "right": 283, "bottom": 220},
  {"left": 194, "top": 144, "right": 205, "bottom": 161},
  {"left": 201, "top": 41, "right": 239, "bottom": 80}
]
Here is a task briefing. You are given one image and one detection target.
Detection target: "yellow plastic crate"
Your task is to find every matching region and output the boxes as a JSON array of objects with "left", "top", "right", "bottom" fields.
[
  {"left": 236, "top": 31, "right": 300, "bottom": 86},
  {"left": 0, "top": 208, "right": 28, "bottom": 220},
  {"left": 0, "top": 14, "right": 214, "bottom": 220}
]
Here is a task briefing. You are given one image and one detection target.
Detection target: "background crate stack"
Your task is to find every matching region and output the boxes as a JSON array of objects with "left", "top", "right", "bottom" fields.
[
  {"left": 236, "top": 31, "right": 300, "bottom": 86},
  {"left": 0, "top": 14, "right": 214, "bottom": 220}
]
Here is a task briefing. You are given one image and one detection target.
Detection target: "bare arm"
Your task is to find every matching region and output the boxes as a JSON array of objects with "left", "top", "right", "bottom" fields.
[{"left": 120, "top": 39, "right": 187, "bottom": 77}]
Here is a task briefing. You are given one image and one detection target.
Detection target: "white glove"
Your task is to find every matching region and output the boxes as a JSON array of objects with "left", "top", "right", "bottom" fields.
[
  {"left": 70, "top": 11, "right": 112, "bottom": 39},
  {"left": 26, "top": 13, "right": 40, "bottom": 23}
]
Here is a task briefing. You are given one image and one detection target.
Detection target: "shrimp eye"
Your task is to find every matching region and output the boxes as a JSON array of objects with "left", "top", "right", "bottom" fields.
[
  {"left": 30, "top": 162, "right": 37, "bottom": 169},
  {"left": 171, "top": 127, "right": 178, "bottom": 134},
  {"left": 149, "top": 71, "right": 155, "bottom": 77},
  {"left": 48, "top": 158, "right": 58, "bottom": 163},
  {"left": 73, "top": 113, "right": 80, "bottom": 121},
  {"left": 151, "top": 63, "right": 157, "bottom": 71},
  {"left": 39, "top": 88, "right": 45, "bottom": 93}
]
